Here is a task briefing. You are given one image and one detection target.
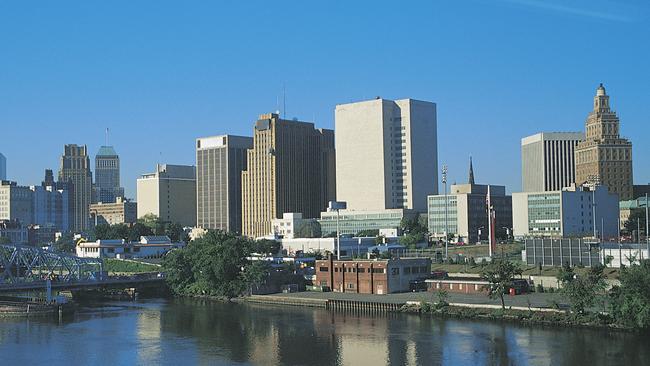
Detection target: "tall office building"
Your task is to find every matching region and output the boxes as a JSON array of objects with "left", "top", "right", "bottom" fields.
[
  {"left": 137, "top": 164, "right": 197, "bottom": 227},
  {"left": 0, "top": 181, "right": 33, "bottom": 226},
  {"left": 335, "top": 98, "right": 438, "bottom": 212},
  {"left": 521, "top": 132, "right": 584, "bottom": 192},
  {"left": 427, "top": 162, "right": 512, "bottom": 243},
  {"left": 575, "top": 84, "right": 633, "bottom": 200},
  {"left": 94, "top": 146, "right": 124, "bottom": 203},
  {"left": 0, "top": 152, "right": 6, "bottom": 180},
  {"left": 241, "top": 113, "right": 336, "bottom": 238},
  {"left": 196, "top": 135, "right": 253, "bottom": 233},
  {"left": 58, "top": 144, "right": 93, "bottom": 232}
]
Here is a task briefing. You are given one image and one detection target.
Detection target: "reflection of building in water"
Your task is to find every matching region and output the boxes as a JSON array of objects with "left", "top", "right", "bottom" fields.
[{"left": 136, "top": 310, "right": 162, "bottom": 365}]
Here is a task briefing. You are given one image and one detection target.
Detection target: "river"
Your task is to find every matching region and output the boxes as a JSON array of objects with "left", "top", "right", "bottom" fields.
[{"left": 0, "top": 299, "right": 647, "bottom": 365}]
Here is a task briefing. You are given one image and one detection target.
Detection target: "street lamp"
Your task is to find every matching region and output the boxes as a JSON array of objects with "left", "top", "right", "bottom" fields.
[
  {"left": 442, "top": 165, "right": 448, "bottom": 259},
  {"left": 328, "top": 201, "right": 347, "bottom": 260},
  {"left": 587, "top": 175, "right": 600, "bottom": 239}
]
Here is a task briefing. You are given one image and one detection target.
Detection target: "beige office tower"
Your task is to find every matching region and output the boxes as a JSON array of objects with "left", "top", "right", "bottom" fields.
[
  {"left": 137, "top": 164, "right": 197, "bottom": 227},
  {"left": 521, "top": 132, "right": 584, "bottom": 192},
  {"left": 196, "top": 135, "right": 253, "bottom": 233},
  {"left": 575, "top": 84, "right": 633, "bottom": 200},
  {"left": 58, "top": 144, "right": 93, "bottom": 232},
  {"left": 241, "top": 113, "right": 336, "bottom": 238},
  {"left": 335, "top": 98, "right": 438, "bottom": 212}
]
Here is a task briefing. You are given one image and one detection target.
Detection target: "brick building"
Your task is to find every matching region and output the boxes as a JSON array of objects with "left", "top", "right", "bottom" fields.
[{"left": 315, "top": 257, "right": 431, "bottom": 294}]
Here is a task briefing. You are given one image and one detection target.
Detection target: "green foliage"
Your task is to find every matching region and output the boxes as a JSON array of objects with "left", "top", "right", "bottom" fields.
[
  {"left": 161, "top": 230, "right": 270, "bottom": 299},
  {"left": 480, "top": 259, "right": 523, "bottom": 310},
  {"left": 295, "top": 220, "right": 322, "bottom": 238},
  {"left": 93, "top": 217, "right": 188, "bottom": 243},
  {"left": 536, "top": 284, "right": 545, "bottom": 293},
  {"left": 0, "top": 236, "right": 11, "bottom": 245},
  {"left": 54, "top": 232, "right": 75, "bottom": 253},
  {"left": 436, "top": 289, "right": 449, "bottom": 307},
  {"left": 251, "top": 239, "right": 280, "bottom": 256},
  {"left": 623, "top": 209, "right": 646, "bottom": 236},
  {"left": 374, "top": 235, "right": 385, "bottom": 245},
  {"left": 139, "top": 213, "right": 166, "bottom": 235},
  {"left": 104, "top": 259, "right": 160, "bottom": 273},
  {"left": 356, "top": 229, "right": 379, "bottom": 237},
  {"left": 559, "top": 264, "right": 606, "bottom": 314},
  {"left": 610, "top": 260, "right": 650, "bottom": 329}
]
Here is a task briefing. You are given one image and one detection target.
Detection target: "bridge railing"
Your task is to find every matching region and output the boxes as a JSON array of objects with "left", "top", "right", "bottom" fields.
[{"left": 0, "top": 244, "right": 103, "bottom": 285}]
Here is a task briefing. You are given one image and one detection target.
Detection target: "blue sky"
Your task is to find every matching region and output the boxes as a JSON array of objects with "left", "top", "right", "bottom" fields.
[{"left": 1, "top": 0, "right": 649, "bottom": 197}]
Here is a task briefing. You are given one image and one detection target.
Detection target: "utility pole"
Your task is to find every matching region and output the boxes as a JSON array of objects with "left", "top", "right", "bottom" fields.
[{"left": 442, "top": 165, "right": 448, "bottom": 259}]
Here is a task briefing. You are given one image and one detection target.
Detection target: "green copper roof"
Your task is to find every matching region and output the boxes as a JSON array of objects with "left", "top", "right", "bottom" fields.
[{"left": 96, "top": 146, "right": 118, "bottom": 156}]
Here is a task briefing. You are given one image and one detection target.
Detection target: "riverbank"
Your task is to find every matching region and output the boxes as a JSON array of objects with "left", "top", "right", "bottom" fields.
[
  {"left": 242, "top": 291, "right": 638, "bottom": 332},
  {"left": 0, "top": 300, "right": 75, "bottom": 317}
]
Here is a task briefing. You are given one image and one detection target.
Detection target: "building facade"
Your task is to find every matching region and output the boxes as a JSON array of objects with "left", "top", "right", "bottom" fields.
[
  {"left": 335, "top": 98, "right": 438, "bottom": 212},
  {"left": 524, "top": 238, "right": 603, "bottom": 267},
  {"left": 521, "top": 132, "right": 584, "bottom": 192},
  {"left": 271, "top": 212, "right": 310, "bottom": 239},
  {"left": 90, "top": 196, "right": 137, "bottom": 226},
  {"left": 196, "top": 135, "right": 252, "bottom": 233},
  {"left": 0, "top": 152, "right": 6, "bottom": 180},
  {"left": 76, "top": 236, "right": 183, "bottom": 259},
  {"left": 0, "top": 181, "right": 33, "bottom": 226},
  {"left": 137, "top": 164, "right": 197, "bottom": 227},
  {"left": 575, "top": 84, "right": 633, "bottom": 200},
  {"left": 31, "top": 185, "right": 70, "bottom": 232},
  {"left": 58, "top": 144, "right": 93, "bottom": 232},
  {"left": 0, "top": 220, "right": 28, "bottom": 244},
  {"left": 513, "top": 185, "right": 619, "bottom": 239},
  {"left": 94, "top": 146, "right": 124, "bottom": 204},
  {"left": 241, "top": 113, "right": 336, "bottom": 238},
  {"left": 428, "top": 183, "right": 512, "bottom": 244},
  {"left": 318, "top": 209, "right": 415, "bottom": 236},
  {"left": 315, "top": 257, "right": 432, "bottom": 294}
]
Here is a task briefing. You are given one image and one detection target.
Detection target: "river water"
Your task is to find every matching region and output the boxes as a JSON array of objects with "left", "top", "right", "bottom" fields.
[{"left": 0, "top": 298, "right": 647, "bottom": 365}]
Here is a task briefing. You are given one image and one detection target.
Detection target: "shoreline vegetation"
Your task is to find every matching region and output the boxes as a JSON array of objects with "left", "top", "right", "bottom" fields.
[{"left": 156, "top": 230, "right": 650, "bottom": 332}]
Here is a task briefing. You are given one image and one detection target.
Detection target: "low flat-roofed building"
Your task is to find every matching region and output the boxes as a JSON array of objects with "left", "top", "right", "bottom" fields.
[
  {"left": 271, "top": 213, "right": 310, "bottom": 239},
  {"left": 0, "top": 219, "right": 28, "bottom": 244},
  {"left": 279, "top": 236, "right": 399, "bottom": 258},
  {"left": 315, "top": 257, "right": 431, "bottom": 294},
  {"left": 90, "top": 196, "right": 137, "bottom": 226},
  {"left": 76, "top": 235, "right": 183, "bottom": 259},
  {"left": 318, "top": 209, "right": 414, "bottom": 236}
]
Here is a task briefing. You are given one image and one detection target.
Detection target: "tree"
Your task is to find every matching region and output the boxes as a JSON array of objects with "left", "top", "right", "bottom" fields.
[
  {"left": 624, "top": 209, "right": 646, "bottom": 237},
  {"left": 558, "top": 264, "right": 606, "bottom": 314},
  {"left": 480, "top": 259, "right": 523, "bottom": 310},
  {"left": 399, "top": 215, "right": 428, "bottom": 248},
  {"left": 356, "top": 229, "right": 379, "bottom": 237},
  {"left": 127, "top": 222, "right": 154, "bottom": 242},
  {"left": 0, "top": 236, "right": 11, "bottom": 245},
  {"left": 610, "top": 259, "right": 650, "bottom": 329},
  {"left": 295, "top": 220, "right": 321, "bottom": 238},
  {"left": 139, "top": 213, "right": 165, "bottom": 235},
  {"left": 164, "top": 222, "right": 187, "bottom": 243},
  {"left": 161, "top": 230, "right": 272, "bottom": 299},
  {"left": 251, "top": 239, "right": 280, "bottom": 256},
  {"left": 374, "top": 235, "right": 385, "bottom": 245},
  {"left": 54, "top": 232, "right": 75, "bottom": 253}
]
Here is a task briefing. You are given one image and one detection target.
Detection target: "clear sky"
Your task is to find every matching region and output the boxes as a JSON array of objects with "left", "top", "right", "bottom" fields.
[{"left": 1, "top": 0, "right": 649, "bottom": 198}]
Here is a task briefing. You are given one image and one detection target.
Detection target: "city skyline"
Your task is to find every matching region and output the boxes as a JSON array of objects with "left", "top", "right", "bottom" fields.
[{"left": 1, "top": 1, "right": 650, "bottom": 198}]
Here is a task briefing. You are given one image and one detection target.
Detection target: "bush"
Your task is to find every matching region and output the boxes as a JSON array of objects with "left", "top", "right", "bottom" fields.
[
  {"left": 548, "top": 287, "right": 555, "bottom": 293},
  {"left": 536, "top": 284, "right": 545, "bottom": 293}
]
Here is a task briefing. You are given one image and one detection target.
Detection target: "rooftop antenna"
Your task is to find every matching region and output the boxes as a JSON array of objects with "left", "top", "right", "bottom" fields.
[{"left": 105, "top": 127, "right": 109, "bottom": 146}]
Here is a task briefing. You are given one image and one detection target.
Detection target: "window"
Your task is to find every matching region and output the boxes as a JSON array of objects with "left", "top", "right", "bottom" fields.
[
  {"left": 347, "top": 283, "right": 355, "bottom": 289},
  {"left": 391, "top": 268, "right": 400, "bottom": 276},
  {"left": 372, "top": 268, "right": 385, "bottom": 274},
  {"left": 334, "top": 268, "right": 339, "bottom": 272},
  {"left": 404, "top": 267, "right": 411, "bottom": 274},
  {"left": 358, "top": 268, "right": 366, "bottom": 273},
  {"left": 319, "top": 267, "right": 329, "bottom": 272}
]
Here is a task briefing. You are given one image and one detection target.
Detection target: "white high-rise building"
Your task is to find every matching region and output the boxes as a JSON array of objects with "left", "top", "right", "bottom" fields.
[
  {"left": 137, "top": 164, "right": 197, "bottom": 227},
  {"left": 335, "top": 98, "right": 438, "bottom": 212},
  {"left": 521, "top": 132, "right": 584, "bottom": 192}
]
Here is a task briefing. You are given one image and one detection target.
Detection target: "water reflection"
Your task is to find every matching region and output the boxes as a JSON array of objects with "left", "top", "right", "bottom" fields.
[{"left": 0, "top": 299, "right": 648, "bottom": 365}]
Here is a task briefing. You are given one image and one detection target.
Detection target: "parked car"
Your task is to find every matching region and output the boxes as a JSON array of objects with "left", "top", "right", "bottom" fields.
[{"left": 430, "top": 270, "right": 449, "bottom": 280}]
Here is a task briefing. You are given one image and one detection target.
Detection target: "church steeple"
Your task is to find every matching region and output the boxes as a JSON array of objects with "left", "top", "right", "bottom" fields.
[{"left": 468, "top": 156, "right": 475, "bottom": 185}]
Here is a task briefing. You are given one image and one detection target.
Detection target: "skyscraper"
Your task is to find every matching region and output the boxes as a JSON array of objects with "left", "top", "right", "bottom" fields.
[
  {"left": 575, "top": 84, "right": 633, "bottom": 200},
  {"left": 137, "top": 164, "right": 197, "bottom": 227},
  {"left": 58, "top": 144, "right": 93, "bottom": 232},
  {"left": 335, "top": 98, "right": 438, "bottom": 212},
  {"left": 0, "top": 152, "right": 6, "bottom": 180},
  {"left": 196, "top": 135, "right": 253, "bottom": 232},
  {"left": 521, "top": 132, "right": 584, "bottom": 192},
  {"left": 94, "top": 146, "right": 124, "bottom": 203},
  {"left": 241, "top": 113, "right": 336, "bottom": 238}
]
